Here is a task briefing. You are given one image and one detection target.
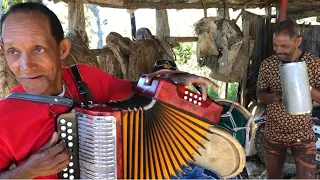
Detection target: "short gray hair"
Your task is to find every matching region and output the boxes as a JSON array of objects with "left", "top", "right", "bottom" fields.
[{"left": 274, "top": 19, "right": 300, "bottom": 38}]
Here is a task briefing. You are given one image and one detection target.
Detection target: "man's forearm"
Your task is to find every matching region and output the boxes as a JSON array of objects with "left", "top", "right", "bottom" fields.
[
  {"left": 0, "top": 164, "right": 33, "bottom": 179},
  {"left": 311, "top": 87, "right": 320, "bottom": 103},
  {"left": 257, "top": 90, "right": 280, "bottom": 104}
]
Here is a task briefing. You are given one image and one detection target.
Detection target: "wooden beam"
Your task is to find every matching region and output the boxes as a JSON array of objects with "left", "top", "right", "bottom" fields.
[
  {"left": 56, "top": 0, "right": 263, "bottom": 9},
  {"left": 165, "top": 37, "right": 198, "bottom": 43},
  {"left": 156, "top": 9, "right": 170, "bottom": 40},
  {"left": 91, "top": 48, "right": 112, "bottom": 55}
]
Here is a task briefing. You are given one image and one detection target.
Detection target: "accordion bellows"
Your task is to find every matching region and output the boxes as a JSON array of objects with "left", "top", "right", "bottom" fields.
[{"left": 57, "top": 76, "right": 245, "bottom": 179}]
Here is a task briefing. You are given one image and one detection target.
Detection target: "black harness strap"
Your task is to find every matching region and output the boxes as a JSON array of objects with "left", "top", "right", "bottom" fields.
[{"left": 70, "top": 64, "right": 94, "bottom": 102}]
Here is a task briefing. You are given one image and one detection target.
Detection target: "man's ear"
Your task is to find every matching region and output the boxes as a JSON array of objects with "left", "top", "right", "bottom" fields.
[
  {"left": 59, "top": 38, "right": 71, "bottom": 60},
  {"left": 297, "top": 36, "right": 303, "bottom": 47}
]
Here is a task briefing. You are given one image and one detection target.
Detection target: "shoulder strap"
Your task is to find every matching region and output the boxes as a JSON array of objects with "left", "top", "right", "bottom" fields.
[
  {"left": 5, "top": 92, "right": 74, "bottom": 107},
  {"left": 70, "top": 65, "right": 94, "bottom": 102}
]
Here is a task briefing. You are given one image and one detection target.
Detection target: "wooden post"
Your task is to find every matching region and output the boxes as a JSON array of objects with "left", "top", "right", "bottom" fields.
[
  {"left": 68, "top": 0, "right": 88, "bottom": 45},
  {"left": 276, "top": 0, "right": 288, "bottom": 23},
  {"left": 218, "top": 81, "right": 227, "bottom": 99},
  {"left": 239, "top": 12, "right": 250, "bottom": 106},
  {"left": 265, "top": 0, "right": 271, "bottom": 57},
  {"left": 156, "top": 9, "right": 170, "bottom": 40}
]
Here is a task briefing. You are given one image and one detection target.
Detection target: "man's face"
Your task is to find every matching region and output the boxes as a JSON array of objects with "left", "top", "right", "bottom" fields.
[
  {"left": 273, "top": 32, "right": 301, "bottom": 61},
  {"left": 1, "top": 12, "right": 68, "bottom": 95}
]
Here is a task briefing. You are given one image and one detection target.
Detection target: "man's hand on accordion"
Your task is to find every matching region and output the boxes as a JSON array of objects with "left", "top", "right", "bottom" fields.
[
  {"left": 145, "top": 69, "right": 219, "bottom": 100},
  {"left": 5, "top": 132, "right": 71, "bottom": 178}
]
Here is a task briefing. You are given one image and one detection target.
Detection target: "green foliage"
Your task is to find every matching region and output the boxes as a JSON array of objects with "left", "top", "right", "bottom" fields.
[
  {"left": 2, "top": 0, "right": 23, "bottom": 12},
  {"left": 173, "top": 42, "right": 194, "bottom": 64},
  {"left": 227, "top": 83, "right": 239, "bottom": 101},
  {"left": 2, "top": 0, "right": 42, "bottom": 13}
]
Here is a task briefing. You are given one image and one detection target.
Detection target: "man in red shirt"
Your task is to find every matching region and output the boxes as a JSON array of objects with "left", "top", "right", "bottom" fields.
[{"left": 0, "top": 2, "right": 218, "bottom": 179}]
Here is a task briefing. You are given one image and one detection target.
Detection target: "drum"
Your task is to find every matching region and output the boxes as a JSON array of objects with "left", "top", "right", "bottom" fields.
[
  {"left": 216, "top": 99, "right": 254, "bottom": 154},
  {"left": 193, "top": 126, "right": 246, "bottom": 178}
]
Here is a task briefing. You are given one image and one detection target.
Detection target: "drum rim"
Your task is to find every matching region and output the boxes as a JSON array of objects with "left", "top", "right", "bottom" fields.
[
  {"left": 216, "top": 99, "right": 251, "bottom": 119},
  {"left": 205, "top": 126, "right": 246, "bottom": 178},
  {"left": 215, "top": 99, "right": 256, "bottom": 143}
]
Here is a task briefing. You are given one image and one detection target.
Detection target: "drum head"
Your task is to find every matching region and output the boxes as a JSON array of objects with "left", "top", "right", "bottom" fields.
[
  {"left": 216, "top": 99, "right": 253, "bottom": 147},
  {"left": 193, "top": 126, "right": 246, "bottom": 178}
]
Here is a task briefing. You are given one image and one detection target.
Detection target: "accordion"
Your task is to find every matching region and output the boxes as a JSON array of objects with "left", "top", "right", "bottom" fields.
[{"left": 56, "top": 76, "right": 232, "bottom": 179}]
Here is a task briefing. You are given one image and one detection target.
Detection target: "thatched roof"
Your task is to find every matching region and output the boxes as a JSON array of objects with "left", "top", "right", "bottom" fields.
[{"left": 51, "top": 0, "right": 320, "bottom": 19}]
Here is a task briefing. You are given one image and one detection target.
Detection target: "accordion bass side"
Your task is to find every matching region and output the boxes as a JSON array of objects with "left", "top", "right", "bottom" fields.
[{"left": 57, "top": 76, "right": 225, "bottom": 179}]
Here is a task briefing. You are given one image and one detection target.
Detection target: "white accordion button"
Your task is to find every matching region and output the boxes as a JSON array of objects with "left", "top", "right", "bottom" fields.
[
  {"left": 67, "top": 129, "right": 72, "bottom": 134},
  {"left": 69, "top": 162, "right": 74, "bottom": 167},
  {"left": 69, "top": 169, "right": 74, "bottom": 173},
  {"left": 61, "top": 133, "right": 66, "bottom": 138},
  {"left": 193, "top": 100, "right": 197, "bottom": 104},
  {"left": 189, "top": 98, "right": 192, "bottom": 102},
  {"left": 194, "top": 95, "right": 198, "bottom": 98},
  {"left": 190, "top": 93, "right": 193, "bottom": 96},
  {"left": 63, "top": 168, "right": 68, "bottom": 172},
  {"left": 184, "top": 96, "right": 188, "bottom": 100},
  {"left": 67, "top": 122, "right": 72, "bottom": 127},
  {"left": 68, "top": 142, "right": 73, "bottom": 147},
  {"left": 198, "top": 102, "right": 202, "bottom": 106},
  {"left": 63, "top": 173, "right": 68, "bottom": 178},
  {"left": 60, "top": 126, "right": 66, "bottom": 131},
  {"left": 185, "top": 91, "right": 188, "bottom": 94},
  {"left": 68, "top": 136, "right": 73, "bottom": 141},
  {"left": 60, "top": 119, "right": 66, "bottom": 124},
  {"left": 199, "top": 97, "right": 202, "bottom": 101},
  {"left": 69, "top": 175, "right": 74, "bottom": 180}
]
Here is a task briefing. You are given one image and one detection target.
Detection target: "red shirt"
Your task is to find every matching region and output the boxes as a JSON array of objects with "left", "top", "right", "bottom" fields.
[{"left": 0, "top": 64, "right": 132, "bottom": 178}]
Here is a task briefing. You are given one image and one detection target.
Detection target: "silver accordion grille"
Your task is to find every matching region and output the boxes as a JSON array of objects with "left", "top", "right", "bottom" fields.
[{"left": 77, "top": 112, "right": 117, "bottom": 179}]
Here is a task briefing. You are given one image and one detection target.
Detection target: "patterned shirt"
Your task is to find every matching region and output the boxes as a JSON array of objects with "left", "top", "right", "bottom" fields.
[{"left": 257, "top": 52, "right": 320, "bottom": 142}]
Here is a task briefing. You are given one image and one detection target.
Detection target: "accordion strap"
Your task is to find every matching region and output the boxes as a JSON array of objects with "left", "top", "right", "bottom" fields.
[
  {"left": 5, "top": 92, "right": 74, "bottom": 107},
  {"left": 70, "top": 64, "right": 94, "bottom": 102}
]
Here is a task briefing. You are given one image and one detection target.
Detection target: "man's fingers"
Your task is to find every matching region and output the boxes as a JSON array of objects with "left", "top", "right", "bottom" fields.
[
  {"left": 54, "top": 158, "right": 71, "bottom": 174},
  {"left": 50, "top": 149, "right": 71, "bottom": 171},
  {"left": 38, "top": 132, "right": 59, "bottom": 152},
  {"left": 145, "top": 69, "right": 187, "bottom": 85},
  {"left": 39, "top": 140, "right": 67, "bottom": 160},
  {"left": 200, "top": 84, "right": 208, "bottom": 101},
  {"left": 209, "top": 81, "right": 219, "bottom": 90}
]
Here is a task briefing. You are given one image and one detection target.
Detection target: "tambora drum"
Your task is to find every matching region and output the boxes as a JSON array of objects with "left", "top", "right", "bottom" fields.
[
  {"left": 216, "top": 99, "right": 254, "bottom": 154},
  {"left": 193, "top": 126, "right": 246, "bottom": 178}
]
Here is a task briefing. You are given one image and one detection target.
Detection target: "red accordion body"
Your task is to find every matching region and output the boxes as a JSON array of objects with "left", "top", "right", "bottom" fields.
[{"left": 58, "top": 76, "right": 223, "bottom": 179}]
